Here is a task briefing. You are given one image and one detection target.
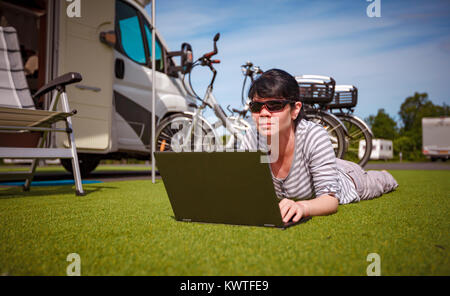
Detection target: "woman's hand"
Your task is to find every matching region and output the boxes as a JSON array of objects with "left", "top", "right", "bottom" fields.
[
  {"left": 279, "top": 195, "right": 338, "bottom": 222},
  {"left": 279, "top": 198, "right": 309, "bottom": 223}
]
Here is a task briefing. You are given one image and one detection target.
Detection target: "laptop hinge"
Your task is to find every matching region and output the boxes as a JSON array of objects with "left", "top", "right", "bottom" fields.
[
  {"left": 264, "top": 224, "right": 276, "bottom": 227},
  {"left": 182, "top": 218, "right": 192, "bottom": 222}
]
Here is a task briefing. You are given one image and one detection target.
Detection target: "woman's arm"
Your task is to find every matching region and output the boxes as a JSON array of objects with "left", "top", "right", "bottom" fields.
[
  {"left": 279, "top": 195, "right": 338, "bottom": 223},
  {"left": 279, "top": 125, "right": 343, "bottom": 222}
]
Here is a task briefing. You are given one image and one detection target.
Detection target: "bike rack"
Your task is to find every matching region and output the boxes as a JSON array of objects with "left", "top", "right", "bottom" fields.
[
  {"left": 295, "top": 75, "right": 336, "bottom": 106},
  {"left": 328, "top": 85, "right": 358, "bottom": 109}
]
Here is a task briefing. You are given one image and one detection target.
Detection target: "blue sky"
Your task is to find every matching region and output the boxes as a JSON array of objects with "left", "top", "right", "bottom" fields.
[{"left": 146, "top": 0, "right": 450, "bottom": 124}]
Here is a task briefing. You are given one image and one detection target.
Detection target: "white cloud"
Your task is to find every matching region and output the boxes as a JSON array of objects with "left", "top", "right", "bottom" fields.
[{"left": 152, "top": 0, "right": 450, "bottom": 122}]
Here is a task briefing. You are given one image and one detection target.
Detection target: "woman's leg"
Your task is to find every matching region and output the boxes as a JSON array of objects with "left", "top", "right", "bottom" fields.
[
  {"left": 362, "top": 169, "right": 399, "bottom": 200},
  {"left": 336, "top": 159, "right": 398, "bottom": 201}
]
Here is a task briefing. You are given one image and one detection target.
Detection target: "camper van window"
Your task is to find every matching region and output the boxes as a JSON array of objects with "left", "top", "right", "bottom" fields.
[
  {"left": 144, "top": 23, "right": 164, "bottom": 72},
  {"left": 116, "top": 0, "right": 147, "bottom": 65}
]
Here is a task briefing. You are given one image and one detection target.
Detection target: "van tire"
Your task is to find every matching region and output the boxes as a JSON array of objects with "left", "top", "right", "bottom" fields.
[{"left": 61, "top": 155, "right": 100, "bottom": 177}]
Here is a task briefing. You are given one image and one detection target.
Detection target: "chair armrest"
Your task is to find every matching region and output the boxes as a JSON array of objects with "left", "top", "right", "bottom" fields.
[{"left": 32, "top": 72, "right": 83, "bottom": 100}]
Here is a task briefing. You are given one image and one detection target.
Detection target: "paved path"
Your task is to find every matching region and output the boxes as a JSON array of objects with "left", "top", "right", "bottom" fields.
[
  {"left": 1, "top": 162, "right": 448, "bottom": 186},
  {"left": 364, "top": 162, "right": 450, "bottom": 170}
]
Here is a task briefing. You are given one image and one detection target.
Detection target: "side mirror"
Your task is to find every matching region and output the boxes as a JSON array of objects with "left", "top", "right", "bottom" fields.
[
  {"left": 167, "top": 42, "right": 193, "bottom": 74},
  {"left": 99, "top": 31, "right": 116, "bottom": 47},
  {"left": 213, "top": 33, "right": 220, "bottom": 42},
  {"left": 180, "top": 43, "right": 193, "bottom": 74}
]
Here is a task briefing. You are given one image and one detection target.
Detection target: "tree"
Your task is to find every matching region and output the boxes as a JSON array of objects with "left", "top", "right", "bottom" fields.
[
  {"left": 394, "top": 92, "right": 450, "bottom": 160},
  {"left": 398, "top": 92, "right": 450, "bottom": 154},
  {"left": 366, "top": 108, "right": 398, "bottom": 140},
  {"left": 394, "top": 134, "right": 420, "bottom": 160},
  {"left": 365, "top": 92, "right": 449, "bottom": 161},
  {"left": 398, "top": 92, "right": 429, "bottom": 132}
]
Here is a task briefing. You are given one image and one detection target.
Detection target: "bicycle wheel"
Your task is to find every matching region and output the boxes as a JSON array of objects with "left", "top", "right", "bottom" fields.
[
  {"left": 338, "top": 115, "right": 373, "bottom": 167},
  {"left": 214, "top": 116, "right": 251, "bottom": 150},
  {"left": 305, "top": 111, "right": 346, "bottom": 158},
  {"left": 155, "top": 113, "right": 216, "bottom": 152}
]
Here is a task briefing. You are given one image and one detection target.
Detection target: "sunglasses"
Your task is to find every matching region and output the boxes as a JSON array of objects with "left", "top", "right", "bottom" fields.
[{"left": 249, "top": 99, "right": 295, "bottom": 113}]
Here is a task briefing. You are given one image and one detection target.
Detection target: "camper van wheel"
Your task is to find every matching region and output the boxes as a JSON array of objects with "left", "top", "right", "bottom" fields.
[{"left": 61, "top": 155, "right": 101, "bottom": 177}]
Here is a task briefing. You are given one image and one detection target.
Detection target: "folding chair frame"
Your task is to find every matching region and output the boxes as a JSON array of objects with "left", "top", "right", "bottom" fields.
[{"left": 0, "top": 74, "right": 85, "bottom": 196}]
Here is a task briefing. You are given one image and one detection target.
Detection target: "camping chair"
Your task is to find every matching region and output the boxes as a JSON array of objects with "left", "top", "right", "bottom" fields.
[{"left": 0, "top": 26, "right": 85, "bottom": 196}]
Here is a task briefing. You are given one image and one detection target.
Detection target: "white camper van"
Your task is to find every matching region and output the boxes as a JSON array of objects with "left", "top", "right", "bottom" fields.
[
  {"left": 359, "top": 138, "right": 393, "bottom": 160},
  {"left": 0, "top": 0, "right": 196, "bottom": 175},
  {"left": 422, "top": 117, "right": 450, "bottom": 161}
]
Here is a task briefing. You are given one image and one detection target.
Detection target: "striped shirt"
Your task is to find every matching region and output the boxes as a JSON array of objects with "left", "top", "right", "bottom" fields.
[{"left": 240, "top": 119, "right": 360, "bottom": 204}]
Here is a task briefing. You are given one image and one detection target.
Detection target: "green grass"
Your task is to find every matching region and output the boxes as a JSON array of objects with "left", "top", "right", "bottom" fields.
[{"left": 0, "top": 170, "right": 449, "bottom": 275}]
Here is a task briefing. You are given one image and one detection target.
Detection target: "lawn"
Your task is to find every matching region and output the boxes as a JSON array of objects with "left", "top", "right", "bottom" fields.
[{"left": 0, "top": 170, "right": 448, "bottom": 276}]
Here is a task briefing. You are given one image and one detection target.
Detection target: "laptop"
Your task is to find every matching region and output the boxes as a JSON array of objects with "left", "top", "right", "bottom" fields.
[{"left": 154, "top": 151, "right": 311, "bottom": 229}]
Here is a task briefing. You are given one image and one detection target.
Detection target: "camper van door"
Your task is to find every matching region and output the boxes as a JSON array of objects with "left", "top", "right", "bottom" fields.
[
  {"left": 113, "top": 0, "right": 161, "bottom": 153},
  {"left": 113, "top": 0, "right": 191, "bottom": 153},
  {"left": 55, "top": 0, "right": 115, "bottom": 152}
]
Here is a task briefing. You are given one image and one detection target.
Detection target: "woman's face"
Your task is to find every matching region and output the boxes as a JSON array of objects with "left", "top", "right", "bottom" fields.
[{"left": 251, "top": 97, "right": 302, "bottom": 138}]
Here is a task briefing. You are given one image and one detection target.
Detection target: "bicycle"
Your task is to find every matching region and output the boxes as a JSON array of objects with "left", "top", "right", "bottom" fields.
[
  {"left": 295, "top": 75, "right": 349, "bottom": 159},
  {"left": 240, "top": 61, "right": 263, "bottom": 107},
  {"left": 235, "top": 67, "right": 349, "bottom": 159},
  {"left": 155, "top": 33, "right": 251, "bottom": 153},
  {"left": 232, "top": 66, "right": 369, "bottom": 165},
  {"left": 214, "top": 61, "right": 263, "bottom": 121},
  {"left": 327, "top": 85, "right": 373, "bottom": 167}
]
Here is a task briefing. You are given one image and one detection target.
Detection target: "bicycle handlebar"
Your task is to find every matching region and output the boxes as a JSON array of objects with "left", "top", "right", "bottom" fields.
[
  {"left": 201, "top": 33, "right": 220, "bottom": 60},
  {"left": 240, "top": 61, "right": 264, "bottom": 109},
  {"left": 187, "top": 34, "right": 254, "bottom": 120}
]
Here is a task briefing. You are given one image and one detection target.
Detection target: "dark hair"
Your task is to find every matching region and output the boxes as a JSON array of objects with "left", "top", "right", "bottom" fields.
[{"left": 248, "top": 68, "right": 305, "bottom": 125}]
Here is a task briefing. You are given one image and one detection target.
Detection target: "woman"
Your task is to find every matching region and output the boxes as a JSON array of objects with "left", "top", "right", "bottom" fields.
[{"left": 241, "top": 69, "right": 398, "bottom": 223}]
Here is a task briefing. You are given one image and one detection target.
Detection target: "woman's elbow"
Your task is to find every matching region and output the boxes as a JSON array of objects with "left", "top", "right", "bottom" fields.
[
  {"left": 331, "top": 202, "right": 339, "bottom": 214},
  {"left": 328, "top": 195, "right": 339, "bottom": 214}
]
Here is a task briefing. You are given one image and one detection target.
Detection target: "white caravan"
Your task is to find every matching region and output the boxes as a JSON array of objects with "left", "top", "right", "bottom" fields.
[
  {"left": 359, "top": 138, "right": 393, "bottom": 160},
  {"left": 0, "top": 0, "right": 196, "bottom": 174},
  {"left": 422, "top": 117, "right": 450, "bottom": 161}
]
